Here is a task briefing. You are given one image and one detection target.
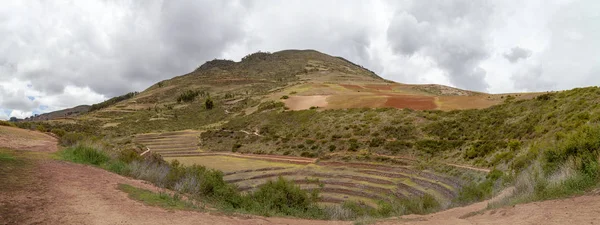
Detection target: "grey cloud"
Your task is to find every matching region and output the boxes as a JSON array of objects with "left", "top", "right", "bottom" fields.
[
  {"left": 504, "top": 47, "right": 532, "bottom": 63},
  {"left": 3, "top": 0, "right": 247, "bottom": 99},
  {"left": 0, "top": 86, "right": 39, "bottom": 111},
  {"left": 388, "top": 13, "right": 430, "bottom": 55},
  {"left": 387, "top": 0, "right": 493, "bottom": 91},
  {"left": 511, "top": 64, "right": 555, "bottom": 92}
]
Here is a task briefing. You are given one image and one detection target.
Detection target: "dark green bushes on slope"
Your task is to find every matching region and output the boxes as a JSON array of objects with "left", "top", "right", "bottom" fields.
[{"left": 89, "top": 92, "right": 138, "bottom": 112}]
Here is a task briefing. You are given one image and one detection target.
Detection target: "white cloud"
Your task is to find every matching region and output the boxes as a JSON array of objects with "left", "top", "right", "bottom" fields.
[{"left": 1, "top": 0, "right": 600, "bottom": 116}]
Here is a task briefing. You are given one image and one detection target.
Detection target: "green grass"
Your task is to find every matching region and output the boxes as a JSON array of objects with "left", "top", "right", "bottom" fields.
[
  {"left": 117, "top": 183, "right": 200, "bottom": 211},
  {"left": 58, "top": 144, "right": 110, "bottom": 165},
  {"left": 0, "top": 151, "right": 16, "bottom": 162}
]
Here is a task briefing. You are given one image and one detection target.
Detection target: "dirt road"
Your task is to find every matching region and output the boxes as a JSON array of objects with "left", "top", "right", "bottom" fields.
[
  {"left": 2, "top": 126, "right": 600, "bottom": 225},
  {"left": 0, "top": 126, "right": 346, "bottom": 225}
]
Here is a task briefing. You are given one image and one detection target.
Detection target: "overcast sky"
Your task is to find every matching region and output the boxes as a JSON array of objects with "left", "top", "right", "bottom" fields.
[{"left": 1, "top": 0, "right": 599, "bottom": 119}]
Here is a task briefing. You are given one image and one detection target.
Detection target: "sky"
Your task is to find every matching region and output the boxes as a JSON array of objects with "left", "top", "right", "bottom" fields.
[{"left": 1, "top": 0, "right": 599, "bottom": 120}]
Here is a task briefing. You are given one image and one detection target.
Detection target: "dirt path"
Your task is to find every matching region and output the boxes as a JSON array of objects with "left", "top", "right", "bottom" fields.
[
  {"left": 377, "top": 186, "right": 600, "bottom": 225},
  {"left": 0, "top": 126, "right": 344, "bottom": 225}
]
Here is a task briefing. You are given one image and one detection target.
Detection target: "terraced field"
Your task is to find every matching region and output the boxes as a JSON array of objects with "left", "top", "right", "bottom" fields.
[
  {"left": 164, "top": 154, "right": 469, "bottom": 208},
  {"left": 133, "top": 130, "right": 202, "bottom": 156}
]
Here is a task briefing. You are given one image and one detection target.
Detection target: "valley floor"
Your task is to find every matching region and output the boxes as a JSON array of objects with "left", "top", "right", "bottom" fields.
[{"left": 1, "top": 126, "right": 599, "bottom": 225}]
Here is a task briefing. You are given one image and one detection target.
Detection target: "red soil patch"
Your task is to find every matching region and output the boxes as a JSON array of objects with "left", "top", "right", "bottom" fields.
[
  {"left": 384, "top": 95, "right": 437, "bottom": 110},
  {"left": 365, "top": 84, "right": 393, "bottom": 91}
]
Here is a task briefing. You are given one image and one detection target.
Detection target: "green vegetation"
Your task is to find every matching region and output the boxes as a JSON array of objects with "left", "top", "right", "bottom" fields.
[
  {"left": 0, "top": 151, "right": 16, "bottom": 162},
  {"left": 20, "top": 50, "right": 600, "bottom": 220},
  {"left": 204, "top": 98, "right": 214, "bottom": 110},
  {"left": 177, "top": 90, "right": 207, "bottom": 103},
  {"left": 118, "top": 184, "right": 199, "bottom": 211},
  {"left": 0, "top": 120, "right": 16, "bottom": 127},
  {"left": 58, "top": 144, "right": 110, "bottom": 165},
  {"left": 89, "top": 92, "right": 138, "bottom": 112}
]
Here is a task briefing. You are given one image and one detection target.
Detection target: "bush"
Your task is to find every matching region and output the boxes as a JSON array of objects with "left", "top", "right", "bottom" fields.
[
  {"left": 280, "top": 95, "right": 289, "bottom": 99},
  {"left": 50, "top": 128, "right": 66, "bottom": 137},
  {"left": 0, "top": 121, "right": 15, "bottom": 127},
  {"left": 247, "top": 176, "right": 321, "bottom": 216},
  {"left": 90, "top": 92, "right": 138, "bottom": 111},
  {"left": 402, "top": 194, "right": 440, "bottom": 215},
  {"left": 205, "top": 98, "right": 214, "bottom": 110},
  {"left": 59, "top": 132, "right": 86, "bottom": 146},
  {"left": 177, "top": 90, "right": 203, "bottom": 103},
  {"left": 328, "top": 145, "right": 337, "bottom": 152},
  {"left": 232, "top": 143, "right": 242, "bottom": 152},
  {"left": 384, "top": 141, "right": 413, "bottom": 154},
  {"left": 367, "top": 137, "right": 384, "bottom": 147},
  {"left": 36, "top": 125, "right": 46, "bottom": 132},
  {"left": 59, "top": 145, "right": 110, "bottom": 166}
]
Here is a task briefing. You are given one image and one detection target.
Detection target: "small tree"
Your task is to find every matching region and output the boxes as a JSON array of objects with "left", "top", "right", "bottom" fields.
[{"left": 205, "top": 98, "right": 214, "bottom": 110}]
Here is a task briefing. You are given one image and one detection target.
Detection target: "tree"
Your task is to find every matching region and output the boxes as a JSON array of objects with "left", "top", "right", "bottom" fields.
[
  {"left": 204, "top": 98, "right": 214, "bottom": 110},
  {"left": 9, "top": 117, "right": 17, "bottom": 122}
]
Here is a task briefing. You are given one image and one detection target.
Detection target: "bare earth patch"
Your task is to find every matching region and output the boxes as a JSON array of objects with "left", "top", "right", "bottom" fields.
[
  {"left": 384, "top": 95, "right": 437, "bottom": 110},
  {"left": 284, "top": 95, "right": 329, "bottom": 110}
]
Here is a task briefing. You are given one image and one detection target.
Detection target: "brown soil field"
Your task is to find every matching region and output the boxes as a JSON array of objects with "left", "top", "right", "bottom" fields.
[
  {"left": 384, "top": 95, "right": 437, "bottom": 110},
  {"left": 365, "top": 84, "right": 394, "bottom": 91},
  {"left": 339, "top": 84, "right": 364, "bottom": 90},
  {"left": 284, "top": 95, "right": 329, "bottom": 110}
]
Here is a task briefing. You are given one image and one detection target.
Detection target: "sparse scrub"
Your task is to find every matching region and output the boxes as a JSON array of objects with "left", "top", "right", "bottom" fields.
[
  {"left": 0, "top": 121, "right": 16, "bottom": 127},
  {"left": 177, "top": 90, "right": 201, "bottom": 103},
  {"left": 118, "top": 184, "right": 199, "bottom": 211},
  {"left": 89, "top": 92, "right": 138, "bottom": 111}
]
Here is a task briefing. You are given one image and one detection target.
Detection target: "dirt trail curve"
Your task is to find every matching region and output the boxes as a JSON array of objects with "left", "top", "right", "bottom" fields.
[
  {"left": 377, "top": 186, "right": 600, "bottom": 225},
  {"left": 2, "top": 126, "right": 600, "bottom": 224},
  {"left": 0, "top": 126, "right": 344, "bottom": 225}
]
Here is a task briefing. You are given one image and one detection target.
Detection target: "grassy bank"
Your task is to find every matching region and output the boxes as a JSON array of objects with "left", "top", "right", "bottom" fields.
[
  {"left": 118, "top": 184, "right": 199, "bottom": 211},
  {"left": 57, "top": 139, "right": 451, "bottom": 220}
]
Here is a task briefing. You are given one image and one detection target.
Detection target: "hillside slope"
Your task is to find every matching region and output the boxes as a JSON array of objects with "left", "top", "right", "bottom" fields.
[{"left": 48, "top": 50, "right": 539, "bottom": 137}]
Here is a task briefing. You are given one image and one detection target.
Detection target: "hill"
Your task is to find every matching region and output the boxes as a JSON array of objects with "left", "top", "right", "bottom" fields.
[
  {"left": 22, "top": 105, "right": 90, "bottom": 122},
  {"left": 14, "top": 49, "right": 600, "bottom": 221},
  {"left": 50, "top": 50, "right": 540, "bottom": 136}
]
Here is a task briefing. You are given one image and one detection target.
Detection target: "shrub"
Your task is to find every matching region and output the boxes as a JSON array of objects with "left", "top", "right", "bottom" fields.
[
  {"left": 177, "top": 90, "right": 201, "bottom": 103},
  {"left": 402, "top": 194, "right": 440, "bottom": 215},
  {"left": 59, "top": 145, "right": 110, "bottom": 166},
  {"left": 257, "top": 101, "right": 285, "bottom": 112},
  {"left": 50, "top": 128, "right": 66, "bottom": 137},
  {"left": 280, "top": 95, "right": 289, "bottom": 99},
  {"left": 247, "top": 176, "right": 321, "bottom": 217},
  {"left": 348, "top": 139, "right": 360, "bottom": 151},
  {"left": 36, "top": 125, "right": 46, "bottom": 132},
  {"left": 328, "top": 145, "right": 337, "bottom": 152},
  {"left": 384, "top": 141, "right": 413, "bottom": 154},
  {"left": 232, "top": 143, "right": 242, "bottom": 152},
  {"left": 59, "top": 132, "right": 86, "bottom": 146},
  {"left": 90, "top": 92, "right": 138, "bottom": 111},
  {"left": 0, "top": 121, "right": 15, "bottom": 127},
  {"left": 368, "top": 138, "right": 385, "bottom": 147},
  {"left": 205, "top": 98, "right": 214, "bottom": 110}
]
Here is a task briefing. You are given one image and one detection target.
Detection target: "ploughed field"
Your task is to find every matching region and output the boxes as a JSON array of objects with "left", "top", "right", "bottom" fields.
[{"left": 134, "top": 131, "right": 468, "bottom": 208}]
